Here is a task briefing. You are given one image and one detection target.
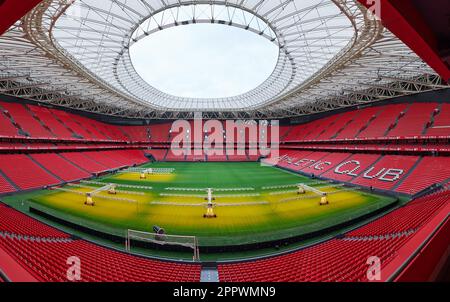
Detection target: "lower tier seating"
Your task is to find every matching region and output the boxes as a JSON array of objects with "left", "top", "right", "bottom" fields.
[
  {"left": 0, "top": 204, "right": 69, "bottom": 238},
  {"left": 347, "top": 190, "right": 449, "bottom": 237},
  {"left": 1, "top": 102, "right": 54, "bottom": 138},
  {"left": 61, "top": 152, "right": 110, "bottom": 174},
  {"left": 352, "top": 155, "right": 420, "bottom": 191},
  {"left": 220, "top": 237, "right": 410, "bottom": 282},
  {"left": 0, "top": 203, "right": 200, "bottom": 282},
  {"left": 83, "top": 151, "right": 125, "bottom": 169},
  {"left": 1, "top": 99, "right": 449, "bottom": 144},
  {"left": 272, "top": 150, "right": 447, "bottom": 195}
]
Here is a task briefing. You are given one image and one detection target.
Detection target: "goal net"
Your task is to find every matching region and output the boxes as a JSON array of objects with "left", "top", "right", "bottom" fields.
[{"left": 125, "top": 229, "right": 200, "bottom": 261}]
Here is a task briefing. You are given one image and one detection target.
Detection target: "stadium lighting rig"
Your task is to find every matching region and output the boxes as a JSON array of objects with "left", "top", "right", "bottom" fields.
[{"left": 84, "top": 183, "right": 119, "bottom": 206}]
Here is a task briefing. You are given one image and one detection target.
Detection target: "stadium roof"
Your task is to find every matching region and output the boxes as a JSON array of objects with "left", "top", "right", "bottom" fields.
[{"left": 0, "top": 0, "right": 448, "bottom": 119}]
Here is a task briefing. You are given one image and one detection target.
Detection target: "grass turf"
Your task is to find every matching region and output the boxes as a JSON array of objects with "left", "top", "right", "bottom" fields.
[{"left": 20, "top": 162, "right": 396, "bottom": 247}]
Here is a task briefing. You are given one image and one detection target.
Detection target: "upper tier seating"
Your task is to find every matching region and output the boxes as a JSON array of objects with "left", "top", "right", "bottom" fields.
[
  {"left": 50, "top": 110, "right": 94, "bottom": 139},
  {"left": 220, "top": 236, "right": 411, "bottom": 282},
  {"left": 315, "top": 111, "right": 357, "bottom": 140},
  {"left": 27, "top": 105, "right": 73, "bottom": 139},
  {"left": 149, "top": 123, "right": 172, "bottom": 142},
  {"left": 121, "top": 126, "right": 150, "bottom": 142},
  {"left": 335, "top": 107, "right": 382, "bottom": 140},
  {"left": 0, "top": 174, "right": 15, "bottom": 194},
  {"left": 387, "top": 103, "right": 437, "bottom": 137},
  {"left": 426, "top": 103, "right": 450, "bottom": 137},
  {"left": 358, "top": 104, "right": 409, "bottom": 138},
  {"left": 97, "top": 123, "right": 129, "bottom": 141},
  {"left": 1, "top": 100, "right": 449, "bottom": 143},
  {"left": 0, "top": 237, "right": 201, "bottom": 282},
  {"left": 396, "top": 156, "right": 450, "bottom": 194},
  {"left": 287, "top": 119, "right": 324, "bottom": 142},
  {"left": 281, "top": 102, "right": 449, "bottom": 142},
  {"left": 1, "top": 103, "right": 53, "bottom": 138},
  {"left": 0, "top": 98, "right": 448, "bottom": 196},
  {"left": 71, "top": 116, "right": 110, "bottom": 140},
  {"left": 0, "top": 108, "right": 21, "bottom": 137},
  {"left": 301, "top": 117, "right": 336, "bottom": 141},
  {"left": 279, "top": 126, "right": 293, "bottom": 140}
]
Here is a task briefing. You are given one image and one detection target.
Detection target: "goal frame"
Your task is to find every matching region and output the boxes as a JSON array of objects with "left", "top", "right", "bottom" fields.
[{"left": 125, "top": 229, "right": 200, "bottom": 261}]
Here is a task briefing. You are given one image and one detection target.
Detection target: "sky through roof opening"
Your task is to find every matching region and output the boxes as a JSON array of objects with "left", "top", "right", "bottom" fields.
[{"left": 130, "top": 24, "right": 279, "bottom": 99}]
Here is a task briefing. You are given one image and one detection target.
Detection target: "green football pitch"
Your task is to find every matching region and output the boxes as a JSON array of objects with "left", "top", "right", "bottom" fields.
[{"left": 23, "top": 162, "right": 395, "bottom": 247}]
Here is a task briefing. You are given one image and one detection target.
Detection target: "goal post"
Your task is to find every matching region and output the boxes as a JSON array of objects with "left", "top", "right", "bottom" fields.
[{"left": 125, "top": 229, "right": 200, "bottom": 261}]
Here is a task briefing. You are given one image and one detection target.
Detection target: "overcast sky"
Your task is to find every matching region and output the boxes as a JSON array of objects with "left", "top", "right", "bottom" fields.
[{"left": 129, "top": 24, "right": 279, "bottom": 99}]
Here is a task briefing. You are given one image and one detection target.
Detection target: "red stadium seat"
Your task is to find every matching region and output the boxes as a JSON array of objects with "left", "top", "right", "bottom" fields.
[
  {"left": 0, "top": 154, "right": 61, "bottom": 190},
  {"left": 352, "top": 155, "right": 420, "bottom": 191},
  {"left": 396, "top": 157, "right": 450, "bottom": 194},
  {"left": 30, "top": 153, "right": 92, "bottom": 182},
  {"left": 0, "top": 174, "right": 16, "bottom": 194}
]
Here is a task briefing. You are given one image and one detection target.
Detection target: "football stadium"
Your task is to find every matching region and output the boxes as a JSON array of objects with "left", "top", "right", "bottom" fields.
[{"left": 0, "top": 0, "right": 449, "bottom": 285}]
